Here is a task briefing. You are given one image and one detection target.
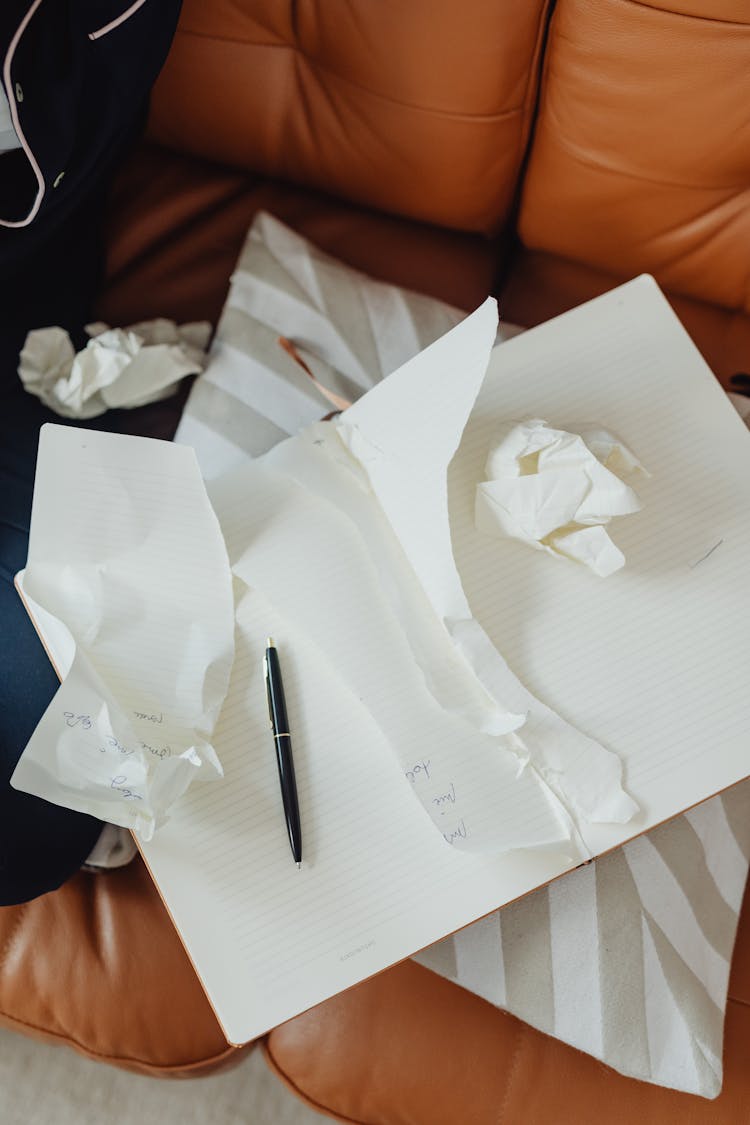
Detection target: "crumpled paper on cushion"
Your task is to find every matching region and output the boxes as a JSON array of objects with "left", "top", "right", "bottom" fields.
[
  {"left": 12, "top": 424, "right": 235, "bottom": 839},
  {"left": 18, "top": 318, "right": 211, "bottom": 419},
  {"left": 475, "top": 419, "right": 646, "bottom": 577}
]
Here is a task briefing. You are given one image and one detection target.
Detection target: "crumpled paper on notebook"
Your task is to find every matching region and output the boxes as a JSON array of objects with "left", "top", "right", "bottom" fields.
[
  {"left": 12, "top": 424, "right": 235, "bottom": 839},
  {"left": 475, "top": 419, "right": 646, "bottom": 577},
  {"left": 18, "top": 318, "right": 211, "bottom": 419}
]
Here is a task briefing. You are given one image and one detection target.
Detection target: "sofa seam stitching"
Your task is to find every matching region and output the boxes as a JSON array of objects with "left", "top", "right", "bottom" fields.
[
  {"left": 0, "top": 1008, "right": 241, "bottom": 1072},
  {"left": 170, "top": 27, "right": 527, "bottom": 124},
  {"left": 540, "top": 113, "right": 750, "bottom": 195},
  {"left": 0, "top": 903, "right": 29, "bottom": 976},
  {"left": 262, "top": 1040, "right": 369, "bottom": 1125},
  {"left": 619, "top": 0, "right": 750, "bottom": 29}
]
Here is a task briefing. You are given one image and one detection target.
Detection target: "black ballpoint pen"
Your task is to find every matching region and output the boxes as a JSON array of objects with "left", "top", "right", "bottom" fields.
[{"left": 264, "top": 637, "right": 303, "bottom": 868}]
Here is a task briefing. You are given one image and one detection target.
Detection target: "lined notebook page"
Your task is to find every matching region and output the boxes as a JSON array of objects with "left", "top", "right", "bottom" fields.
[
  {"left": 13, "top": 426, "right": 234, "bottom": 836},
  {"left": 451, "top": 275, "right": 750, "bottom": 857},
  {"left": 138, "top": 586, "right": 569, "bottom": 1045},
  {"left": 138, "top": 276, "right": 750, "bottom": 1044},
  {"left": 213, "top": 451, "right": 575, "bottom": 856},
  {"left": 23, "top": 276, "right": 749, "bottom": 1048}
]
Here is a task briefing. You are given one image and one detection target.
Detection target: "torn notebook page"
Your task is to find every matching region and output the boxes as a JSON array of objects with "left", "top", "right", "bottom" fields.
[
  {"left": 11, "top": 425, "right": 235, "bottom": 839},
  {"left": 475, "top": 419, "right": 646, "bottom": 577},
  {"left": 210, "top": 299, "right": 636, "bottom": 857},
  {"left": 210, "top": 453, "right": 573, "bottom": 858},
  {"left": 332, "top": 300, "right": 638, "bottom": 838}
]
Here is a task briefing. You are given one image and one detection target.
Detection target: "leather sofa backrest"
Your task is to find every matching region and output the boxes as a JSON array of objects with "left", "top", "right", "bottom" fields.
[
  {"left": 147, "top": 0, "right": 552, "bottom": 235},
  {"left": 518, "top": 0, "right": 750, "bottom": 314}
]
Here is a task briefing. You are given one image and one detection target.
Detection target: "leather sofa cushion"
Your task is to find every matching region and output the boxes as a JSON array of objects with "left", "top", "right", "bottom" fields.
[
  {"left": 517, "top": 0, "right": 750, "bottom": 316},
  {"left": 97, "top": 144, "right": 503, "bottom": 332},
  {"left": 0, "top": 858, "right": 242, "bottom": 1077},
  {"left": 266, "top": 882, "right": 750, "bottom": 1124},
  {"left": 499, "top": 250, "right": 750, "bottom": 391},
  {"left": 146, "top": 0, "right": 552, "bottom": 235}
]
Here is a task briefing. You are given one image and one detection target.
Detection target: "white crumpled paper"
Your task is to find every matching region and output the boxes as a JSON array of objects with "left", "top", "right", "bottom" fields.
[
  {"left": 475, "top": 418, "right": 646, "bottom": 577},
  {"left": 12, "top": 424, "right": 235, "bottom": 839},
  {"left": 18, "top": 318, "right": 211, "bottom": 419}
]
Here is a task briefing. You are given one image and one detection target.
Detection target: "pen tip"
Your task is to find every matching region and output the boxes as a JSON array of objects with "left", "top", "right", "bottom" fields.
[
  {"left": 266, "top": 636, "right": 274, "bottom": 648},
  {"left": 296, "top": 861, "right": 302, "bottom": 870}
]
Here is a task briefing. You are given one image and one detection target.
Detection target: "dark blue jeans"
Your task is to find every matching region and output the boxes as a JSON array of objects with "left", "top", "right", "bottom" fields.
[{"left": 0, "top": 206, "right": 124, "bottom": 905}]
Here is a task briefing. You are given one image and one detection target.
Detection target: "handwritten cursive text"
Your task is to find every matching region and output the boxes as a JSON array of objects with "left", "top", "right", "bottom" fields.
[
  {"left": 63, "top": 712, "right": 91, "bottom": 730},
  {"left": 443, "top": 819, "right": 468, "bottom": 845},
  {"left": 432, "top": 782, "right": 457, "bottom": 812},
  {"left": 405, "top": 759, "right": 431, "bottom": 784},
  {"left": 99, "top": 735, "right": 133, "bottom": 756},
  {"left": 110, "top": 775, "right": 142, "bottom": 800},
  {"left": 139, "top": 740, "right": 172, "bottom": 760},
  {"left": 133, "top": 710, "right": 163, "bottom": 724}
]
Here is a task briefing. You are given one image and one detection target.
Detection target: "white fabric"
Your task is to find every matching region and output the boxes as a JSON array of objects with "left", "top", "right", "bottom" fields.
[
  {"left": 0, "top": 1027, "right": 327, "bottom": 1125},
  {"left": 0, "top": 82, "right": 21, "bottom": 154},
  {"left": 84, "top": 823, "right": 137, "bottom": 870},
  {"left": 175, "top": 211, "right": 750, "bottom": 1097}
]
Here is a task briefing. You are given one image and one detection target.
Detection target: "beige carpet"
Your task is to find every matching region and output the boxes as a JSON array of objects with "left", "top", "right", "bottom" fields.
[{"left": 0, "top": 1027, "right": 330, "bottom": 1125}]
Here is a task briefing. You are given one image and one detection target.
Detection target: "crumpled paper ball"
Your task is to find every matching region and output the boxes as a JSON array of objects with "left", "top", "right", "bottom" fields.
[
  {"left": 475, "top": 418, "right": 647, "bottom": 577},
  {"left": 18, "top": 318, "right": 212, "bottom": 419}
]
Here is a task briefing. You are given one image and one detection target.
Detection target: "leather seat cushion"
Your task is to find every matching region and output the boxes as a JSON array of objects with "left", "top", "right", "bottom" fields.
[
  {"left": 266, "top": 883, "right": 750, "bottom": 1125},
  {"left": 146, "top": 0, "right": 553, "bottom": 235},
  {"left": 97, "top": 144, "right": 504, "bottom": 342},
  {"left": 517, "top": 0, "right": 750, "bottom": 316},
  {"left": 0, "top": 858, "right": 242, "bottom": 1076},
  {"left": 499, "top": 250, "right": 750, "bottom": 392}
]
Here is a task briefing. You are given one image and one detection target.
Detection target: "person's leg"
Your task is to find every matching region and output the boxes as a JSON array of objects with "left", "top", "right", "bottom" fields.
[
  {"left": 0, "top": 384, "right": 110, "bottom": 903},
  {"left": 0, "top": 199, "right": 124, "bottom": 905}
]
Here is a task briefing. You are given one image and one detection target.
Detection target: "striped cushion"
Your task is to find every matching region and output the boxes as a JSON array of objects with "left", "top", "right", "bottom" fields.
[
  {"left": 417, "top": 788, "right": 750, "bottom": 1097},
  {"left": 175, "top": 212, "right": 750, "bottom": 1098}
]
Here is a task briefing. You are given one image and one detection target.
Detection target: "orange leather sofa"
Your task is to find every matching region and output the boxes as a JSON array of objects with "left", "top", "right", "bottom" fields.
[{"left": 2, "top": 2, "right": 750, "bottom": 1121}]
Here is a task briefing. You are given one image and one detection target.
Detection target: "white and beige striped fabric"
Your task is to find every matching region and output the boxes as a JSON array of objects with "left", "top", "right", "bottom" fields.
[
  {"left": 417, "top": 788, "right": 750, "bottom": 1097},
  {"left": 175, "top": 212, "right": 750, "bottom": 1098},
  {"left": 176, "top": 212, "right": 523, "bottom": 477}
]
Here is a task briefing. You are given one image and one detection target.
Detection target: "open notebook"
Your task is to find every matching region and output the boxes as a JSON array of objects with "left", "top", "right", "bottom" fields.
[{"left": 15, "top": 276, "right": 750, "bottom": 1046}]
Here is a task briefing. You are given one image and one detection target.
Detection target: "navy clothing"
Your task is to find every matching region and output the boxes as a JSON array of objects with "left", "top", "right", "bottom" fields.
[
  {"left": 0, "top": 1, "right": 180, "bottom": 268},
  {"left": 0, "top": 0, "right": 182, "bottom": 905}
]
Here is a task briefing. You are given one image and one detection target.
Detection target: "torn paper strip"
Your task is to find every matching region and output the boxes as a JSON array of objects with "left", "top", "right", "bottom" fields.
[
  {"left": 475, "top": 419, "right": 646, "bottom": 577},
  {"left": 207, "top": 300, "right": 636, "bottom": 854},
  {"left": 12, "top": 425, "right": 235, "bottom": 839},
  {"left": 18, "top": 318, "right": 211, "bottom": 419},
  {"left": 332, "top": 302, "right": 638, "bottom": 839},
  {"left": 210, "top": 453, "right": 574, "bottom": 858}
]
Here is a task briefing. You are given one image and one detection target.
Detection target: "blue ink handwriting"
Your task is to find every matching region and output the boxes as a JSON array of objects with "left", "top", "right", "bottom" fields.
[
  {"left": 110, "top": 775, "right": 142, "bottom": 800},
  {"left": 63, "top": 712, "right": 91, "bottom": 730},
  {"left": 99, "top": 736, "right": 133, "bottom": 756}
]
